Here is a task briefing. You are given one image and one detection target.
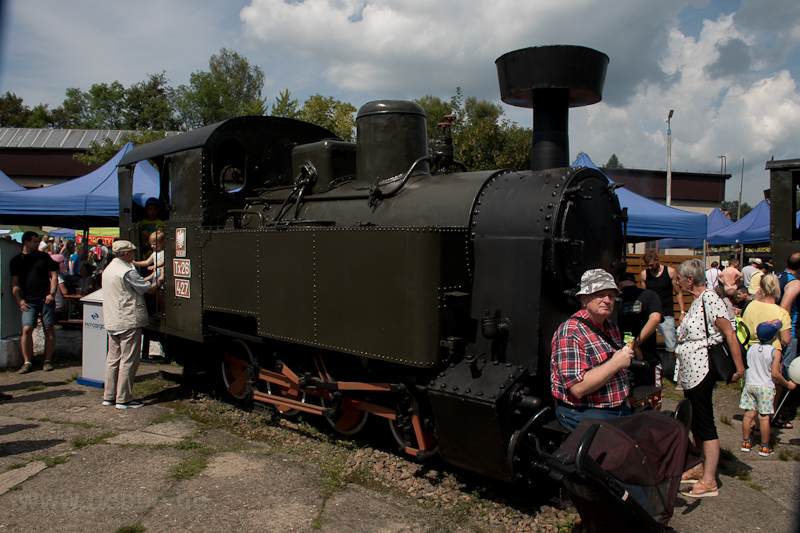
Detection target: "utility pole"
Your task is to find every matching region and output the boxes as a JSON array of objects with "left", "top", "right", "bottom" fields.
[
  {"left": 739, "top": 158, "right": 744, "bottom": 266},
  {"left": 666, "top": 110, "right": 674, "bottom": 206}
]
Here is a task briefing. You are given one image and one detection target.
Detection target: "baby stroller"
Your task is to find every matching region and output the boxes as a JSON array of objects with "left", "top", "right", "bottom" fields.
[{"left": 542, "top": 404, "right": 701, "bottom": 532}]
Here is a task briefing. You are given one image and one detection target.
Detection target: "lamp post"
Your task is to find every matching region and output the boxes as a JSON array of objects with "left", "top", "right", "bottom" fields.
[
  {"left": 666, "top": 110, "right": 674, "bottom": 206},
  {"left": 718, "top": 155, "right": 726, "bottom": 175}
]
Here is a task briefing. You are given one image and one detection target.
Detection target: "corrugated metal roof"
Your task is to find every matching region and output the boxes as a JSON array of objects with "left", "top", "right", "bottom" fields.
[{"left": 0, "top": 128, "right": 132, "bottom": 149}]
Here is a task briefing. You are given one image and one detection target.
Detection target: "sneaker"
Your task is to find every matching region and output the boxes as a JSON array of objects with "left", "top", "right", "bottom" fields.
[
  {"left": 18, "top": 363, "right": 33, "bottom": 374},
  {"left": 115, "top": 400, "right": 144, "bottom": 410},
  {"left": 758, "top": 445, "right": 774, "bottom": 457},
  {"left": 741, "top": 441, "right": 753, "bottom": 452},
  {"left": 42, "top": 361, "right": 53, "bottom": 372},
  {"left": 102, "top": 400, "right": 115, "bottom": 406}
]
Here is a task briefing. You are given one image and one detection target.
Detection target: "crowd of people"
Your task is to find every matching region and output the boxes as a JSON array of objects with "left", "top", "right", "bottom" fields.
[
  {"left": 550, "top": 252, "right": 798, "bottom": 500},
  {"left": 7, "top": 198, "right": 166, "bottom": 410}
]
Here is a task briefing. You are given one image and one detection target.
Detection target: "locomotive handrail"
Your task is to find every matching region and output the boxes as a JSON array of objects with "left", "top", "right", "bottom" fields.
[{"left": 368, "top": 155, "right": 431, "bottom": 207}]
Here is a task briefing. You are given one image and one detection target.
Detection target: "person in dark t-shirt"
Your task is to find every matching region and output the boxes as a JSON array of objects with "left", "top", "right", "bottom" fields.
[
  {"left": 618, "top": 273, "right": 663, "bottom": 389},
  {"left": 10, "top": 231, "right": 59, "bottom": 374}
]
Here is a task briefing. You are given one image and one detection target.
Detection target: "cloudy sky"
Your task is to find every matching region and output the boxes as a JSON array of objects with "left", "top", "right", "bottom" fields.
[{"left": 2, "top": 0, "right": 799, "bottom": 206}]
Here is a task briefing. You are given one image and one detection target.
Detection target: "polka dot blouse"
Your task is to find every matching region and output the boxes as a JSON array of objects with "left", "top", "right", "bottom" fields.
[{"left": 675, "top": 289, "right": 726, "bottom": 389}]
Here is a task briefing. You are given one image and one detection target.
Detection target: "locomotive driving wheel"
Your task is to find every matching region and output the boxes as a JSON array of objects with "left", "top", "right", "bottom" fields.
[
  {"left": 321, "top": 396, "right": 369, "bottom": 435},
  {"left": 262, "top": 357, "right": 308, "bottom": 417},
  {"left": 220, "top": 339, "right": 255, "bottom": 400}
]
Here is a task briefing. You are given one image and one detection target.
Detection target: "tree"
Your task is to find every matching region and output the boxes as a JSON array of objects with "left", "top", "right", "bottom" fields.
[
  {"left": 122, "top": 72, "right": 179, "bottom": 131},
  {"left": 605, "top": 153, "right": 624, "bottom": 168},
  {"left": 463, "top": 96, "right": 503, "bottom": 124},
  {"left": 721, "top": 200, "right": 753, "bottom": 222},
  {"left": 175, "top": 48, "right": 266, "bottom": 129},
  {"left": 270, "top": 89, "right": 299, "bottom": 119},
  {"left": 74, "top": 130, "right": 169, "bottom": 166},
  {"left": 297, "top": 94, "right": 357, "bottom": 141},
  {"left": 414, "top": 95, "right": 455, "bottom": 144},
  {"left": 84, "top": 81, "right": 126, "bottom": 129},
  {"left": 0, "top": 92, "right": 33, "bottom": 127}
]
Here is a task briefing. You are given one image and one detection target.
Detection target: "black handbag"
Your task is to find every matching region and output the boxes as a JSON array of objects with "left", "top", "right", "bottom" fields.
[{"left": 702, "top": 292, "right": 736, "bottom": 382}]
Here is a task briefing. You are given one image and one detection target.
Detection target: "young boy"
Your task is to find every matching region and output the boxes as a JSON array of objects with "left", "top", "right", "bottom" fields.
[{"left": 740, "top": 319, "right": 797, "bottom": 456}]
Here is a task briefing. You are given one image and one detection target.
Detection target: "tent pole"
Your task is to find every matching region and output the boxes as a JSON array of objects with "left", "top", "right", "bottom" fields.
[{"left": 703, "top": 240, "right": 707, "bottom": 269}]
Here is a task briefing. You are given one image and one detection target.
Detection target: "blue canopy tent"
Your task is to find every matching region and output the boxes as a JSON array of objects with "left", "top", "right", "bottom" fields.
[
  {"left": 657, "top": 208, "right": 734, "bottom": 249},
  {"left": 707, "top": 199, "right": 770, "bottom": 245},
  {"left": 0, "top": 168, "right": 25, "bottom": 192},
  {"left": 572, "top": 154, "right": 708, "bottom": 242},
  {"left": 0, "top": 143, "right": 159, "bottom": 228}
]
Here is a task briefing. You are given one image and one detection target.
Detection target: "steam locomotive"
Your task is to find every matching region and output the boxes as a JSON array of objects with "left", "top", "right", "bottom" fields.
[{"left": 117, "top": 45, "right": 626, "bottom": 484}]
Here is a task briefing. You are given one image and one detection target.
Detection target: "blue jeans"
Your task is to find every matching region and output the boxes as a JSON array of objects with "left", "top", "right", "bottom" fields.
[
  {"left": 657, "top": 316, "right": 677, "bottom": 352},
  {"left": 555, "top": 403, "right": 632, "bottom": 431},
  {"left": 22, "top": 299, "right": 56, "bottom": 328}
]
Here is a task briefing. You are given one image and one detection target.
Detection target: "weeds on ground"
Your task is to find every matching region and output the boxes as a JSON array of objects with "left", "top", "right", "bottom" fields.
[
  {"left": 114, "top": 526, "right": 146, "bottom": 533},
  {"left": 174, "top": 438, "right": 203, "bottom": 451},
  {"left": 26, "top": 384, "right": 46, "bottom": 392},
  {"left": 72, "top": 431, "right": 116, "bottom": 449},
  {"left": 133, "top": 378, "right": 174, "bottom": 398},
  {"left": 734, "top": 469, "right": 751, "bottom": 481},
  {"left": 170, "top": 454, "right": 209, "bottom": 481},
  {"left": 29, "top": 454, "right": 70, "bottom": 468},
  {"left": 7, "top": 463, "right": 26, "bottom": 471},
  {"left": 778, "top": 449, "right": 800, "bottom": 461},
  {"left": 745, "top": 482, "right": 764, "bottom": 491},
  {"left": 720, "top": 414, "right": 733, "bottom": 426}
]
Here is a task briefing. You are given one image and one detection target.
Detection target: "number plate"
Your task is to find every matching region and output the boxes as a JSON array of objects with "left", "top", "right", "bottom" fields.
[
  {"left": 173, "top": 258, "right": 191, "bottom": 278},
  {"left": 175, "top": 278, "right": 191, "bottom": 299}
]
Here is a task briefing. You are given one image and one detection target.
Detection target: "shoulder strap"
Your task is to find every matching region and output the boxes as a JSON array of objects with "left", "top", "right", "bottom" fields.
[{"left": 573, "top": 316, "right": 622, "bottom": 351}]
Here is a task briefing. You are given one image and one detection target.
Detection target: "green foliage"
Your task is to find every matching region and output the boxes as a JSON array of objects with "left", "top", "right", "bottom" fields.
[
  {"left": 414, "top": 94, "right": 456, "bottom": 144},
  {"left": 84, "top": 81, "right": 126, "bottom": 129},
  {"left": 721, "top": 200, "right": 753, "bottom": 222},
  {"left": 297, "top": 94, "right": 357, "bottom": 141},
  {"left": 114, "top": 525, "right": 147, "bottom": 533},
  {"left": 0, "top": 92, "right": 54, "bottom": 128},
  {"left": 74, "top": 130, "right": 169, "bottom": 166},
  {"left": 416, "top": 88, "right": 531, "bottom": 172},
  {"left": 605, "top": 153, "right": 624, "bottom": 168},
  {"left": 0, "top": 92, "right": 31, "bottom": 126},
  {"left": 270, "top": 89, "right": 300, "bottom": 119},
  {"left": 175, "top": 48, "right": 266, "bottom": 129},
  {"left": 123, "top": 72, "right": 180, "bottom": 131}
]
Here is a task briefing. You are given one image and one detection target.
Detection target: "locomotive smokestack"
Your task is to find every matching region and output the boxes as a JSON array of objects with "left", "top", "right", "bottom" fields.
[{"left": 495, "top": 45, "right": 608, "bottom": 171}]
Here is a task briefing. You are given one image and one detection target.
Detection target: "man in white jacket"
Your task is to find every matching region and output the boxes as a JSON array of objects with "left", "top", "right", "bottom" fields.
[{"left": 102, "top": 240, "right": 156, "bottom": 409}]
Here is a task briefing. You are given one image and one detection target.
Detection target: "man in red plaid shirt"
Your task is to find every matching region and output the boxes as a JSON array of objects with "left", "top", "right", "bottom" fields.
[{"left": 551, "top": 269, "right": 635, "bottom": 430}]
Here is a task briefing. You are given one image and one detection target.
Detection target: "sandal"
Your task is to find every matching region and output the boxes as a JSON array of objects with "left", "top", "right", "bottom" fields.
[
  {"left": 681, "top": 469, "right": 703, "bottom": 484},
  {"left": 681, "top": 479, "right": 718, "bottom": 498},
  {"left": 771, "top": 417, "right": 793, "bottom": 429}
]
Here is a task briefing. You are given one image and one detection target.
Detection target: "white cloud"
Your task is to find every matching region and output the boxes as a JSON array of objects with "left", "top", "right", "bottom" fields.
[{"left": 2, "top": 0, "right": 800, "bottom": 205}]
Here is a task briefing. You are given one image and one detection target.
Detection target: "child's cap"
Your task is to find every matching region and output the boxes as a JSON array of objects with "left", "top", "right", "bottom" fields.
[
  {"left": 145, "top": 197, "right": 159, "bottom": 207},
  {"left": 756, "top": 319, "right": 782, "bottom": 343}
]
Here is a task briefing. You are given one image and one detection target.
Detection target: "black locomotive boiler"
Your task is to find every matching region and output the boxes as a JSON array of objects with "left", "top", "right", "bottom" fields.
[{"left": 117, "top": 45, "right": 626, "bottom": 484}]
